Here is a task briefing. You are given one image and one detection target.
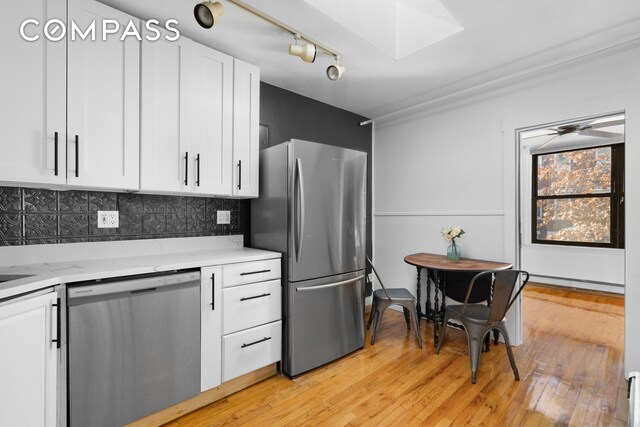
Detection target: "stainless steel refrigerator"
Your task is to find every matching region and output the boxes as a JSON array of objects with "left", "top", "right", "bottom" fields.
[{"left": 251, "top": 139, "right": 367, "bottom": 377}]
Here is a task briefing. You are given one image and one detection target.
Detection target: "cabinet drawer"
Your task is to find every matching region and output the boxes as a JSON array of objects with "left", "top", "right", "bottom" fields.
[
  {"left": 222, "top": 321, "right": 281, "bottom": 382},
  {"left": 223, "top": 280, "right": 281, "bottom": 334},
  {"left": 223, "top": 258, "right": 280, "bottom": 287}
]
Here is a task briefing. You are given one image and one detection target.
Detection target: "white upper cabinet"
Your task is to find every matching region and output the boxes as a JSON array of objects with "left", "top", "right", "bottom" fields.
[
  {"left": 232, "top": 59, "right": 260, "bottom": 198},
  {"left": 140, "top": 31, "right": 191, "bottom": 194},
  {"left": 0, "top": 292, "right": 58, "bottom": 427},
  {"left": 0, "top": 0, "right": 67, "bottom": 186},
  {"left": 67, "top": 0, "right": 140, "bottom": 190},
  {"left": 189, "top": 42, "right": 234, "bottom": 196},
  {"left": 141, "top": 36, "right": 233, "bottom": 196}
]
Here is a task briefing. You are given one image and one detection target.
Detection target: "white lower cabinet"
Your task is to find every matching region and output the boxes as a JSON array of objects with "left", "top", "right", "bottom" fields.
[
  {"left": 223, "top": 280, "right": 281, "bottom": 335},
  {"left": 222, "top": 321, "right": 282, "bottom": 382},
  {"left": 0, "top": 291, "right": 58, "bottom": 427},
  {"left": 221, "top": 258, "right": 282, "bottom": 382},
  {"left": 201, "top": 266, "right": 222, "bottom": 392}
]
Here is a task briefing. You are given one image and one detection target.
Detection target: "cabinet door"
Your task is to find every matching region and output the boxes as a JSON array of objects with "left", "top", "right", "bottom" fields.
[
  {"left": 0, "top": 292, "right": 57, "bottom": 427},
  {"left": 189, "top": 42, "right": 233, "bottom": 196},
  {"left": 201, "top": 266, "right": 222, "bottom": 391},
  {"left": 232, "top": 59, "right": 260, "bottom": 198},
  {"left": 67, "top": 0, "right": 140, "bottom": 190},
  {"left": 0, "top": 0, "right": 66, "bottom": 186},
  {"left": 140, "top": 31, "right": 192, "bottom": 194}
]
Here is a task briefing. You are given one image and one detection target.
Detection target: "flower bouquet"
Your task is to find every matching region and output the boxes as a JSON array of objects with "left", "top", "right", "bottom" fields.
[{"left": 441, "top": 226, "right": 465, "bottom": 260}]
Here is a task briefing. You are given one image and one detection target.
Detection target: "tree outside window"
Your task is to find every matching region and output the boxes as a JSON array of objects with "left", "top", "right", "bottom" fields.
[{"left": 532, "top": 144, "right": 624, "bottom": 248}]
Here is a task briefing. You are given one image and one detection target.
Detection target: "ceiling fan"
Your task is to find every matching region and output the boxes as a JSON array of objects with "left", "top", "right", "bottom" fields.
[{"left": 534, "top": 117, "right": 624, "bottom": 150}]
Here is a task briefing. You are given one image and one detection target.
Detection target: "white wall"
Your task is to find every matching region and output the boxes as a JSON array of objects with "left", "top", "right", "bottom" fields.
[{"left": 373, "top": 41, "right": 640, "bottom": 375}]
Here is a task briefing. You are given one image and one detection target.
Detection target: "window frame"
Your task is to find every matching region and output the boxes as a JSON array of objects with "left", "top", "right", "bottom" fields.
[{"left": 531, "top": 143, "right": 624, "bottom": 249}]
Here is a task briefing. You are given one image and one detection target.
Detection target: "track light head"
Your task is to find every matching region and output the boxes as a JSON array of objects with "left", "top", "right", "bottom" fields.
[
  {"left": 326, "top": 59, "right": 345, "bottom": 81},
  {"left": 194, "top": 1, "right": 224, "bottom": 29},
  {"left": 288, "top": 43, "right": 317, "bottom": 63}
]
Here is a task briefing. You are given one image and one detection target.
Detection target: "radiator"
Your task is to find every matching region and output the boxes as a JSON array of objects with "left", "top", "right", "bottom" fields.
[{"left": 630, "top": 372, "right": 640, "bottom": 426}]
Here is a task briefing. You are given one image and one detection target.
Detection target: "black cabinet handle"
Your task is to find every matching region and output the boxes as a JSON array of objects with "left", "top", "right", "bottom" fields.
[
  {"left": 240, "top": 269, "right": 271, "bottom": 276},
  {"left": 75, "top": 135, "right": 79, "bottom": 177},
  {"left": 52, "top": 298, "right": 61, "bottom": 349},
  {"left": 211, "top": 273, "right": 215, "bottom": 310},
  {"left": 237, "top": 160, "right": 242, "bottom": 190},
  {"left": 241, "top": 336, "right": 271, "bottom": 348},
  {"left": 240, "top": 293, "right": 271, "bottom": 302},
  {"left": 54, "top": 132, "right": 59, "bottom": 176},
  {"left": 184, "top": 152, "right": 189, "bottom": 186},
  {"left": 196, "top": 154, "right": 201, "bottom": 187}
]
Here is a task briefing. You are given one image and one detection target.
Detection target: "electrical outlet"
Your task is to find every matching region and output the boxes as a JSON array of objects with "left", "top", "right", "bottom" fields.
[
  {"left": 97, "top": 211, "right": 119, "bottom": 228},
  {"left": 217, "top": 210, "right": 231, "bottom": 225}
]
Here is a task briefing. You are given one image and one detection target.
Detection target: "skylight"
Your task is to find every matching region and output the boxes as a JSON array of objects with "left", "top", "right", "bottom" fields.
[{"left": 302, "top": 0, "right": 463, "bottom": 60}]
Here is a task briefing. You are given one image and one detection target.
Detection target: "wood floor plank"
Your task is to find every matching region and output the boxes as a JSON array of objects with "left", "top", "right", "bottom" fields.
[{"left": 165, "top": 284, "right": 626, "bottom": 427}]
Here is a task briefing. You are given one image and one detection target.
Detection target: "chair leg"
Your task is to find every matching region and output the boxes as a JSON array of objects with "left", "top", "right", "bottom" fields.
[
  {"left": 464, "top": 323, "right": 490, "bottom": 384},
  {"left": 370, "top": 303, "right": 387, "bottom": 345},
  {"left": 435, "top": 311, "right": 451, "bottom": 354},
  {"left": 402, "top": 306, "right": 411, "bottom": 329},
  {"left": 407, "top": 302, "right": 423, "bottom": 349},
  {"left": 367, "top": 298, "right": 377, "bottom": 330},
  {"left": 497, "top": 322, "right": 519, "bottom": 381}
]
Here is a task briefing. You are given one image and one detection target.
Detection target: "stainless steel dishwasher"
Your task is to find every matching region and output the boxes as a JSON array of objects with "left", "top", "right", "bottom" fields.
[{"left": 67, "top": 270, "right": 201, "bottom": 427}]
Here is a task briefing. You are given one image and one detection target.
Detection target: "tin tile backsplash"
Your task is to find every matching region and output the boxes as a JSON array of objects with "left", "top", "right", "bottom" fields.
[{"left": 0, "top": 187, "right": 242, "bottom": 246}]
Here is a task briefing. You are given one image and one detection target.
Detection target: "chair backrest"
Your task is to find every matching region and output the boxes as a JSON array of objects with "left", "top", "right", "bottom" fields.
[
  {"left": 366, "top": 257, "right": 392, "bottom": 301},
  {"left": 462, "top": 269, "right": 530, "bottom": 323}
]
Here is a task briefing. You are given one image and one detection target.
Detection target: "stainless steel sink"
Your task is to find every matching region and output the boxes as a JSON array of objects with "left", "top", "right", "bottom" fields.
[{"left": 0, "top": 274, "right": 34, "bottom": 283}]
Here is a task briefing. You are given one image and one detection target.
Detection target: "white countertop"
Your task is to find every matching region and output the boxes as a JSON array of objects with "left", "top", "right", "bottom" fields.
[{"left": 0, "top": 236, "right": 281, "bottom": 300}]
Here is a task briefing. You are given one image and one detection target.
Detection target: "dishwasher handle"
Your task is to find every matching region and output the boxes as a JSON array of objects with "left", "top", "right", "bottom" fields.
[{"left": 68, "top": 271, "right": 201, "bottom": 303}]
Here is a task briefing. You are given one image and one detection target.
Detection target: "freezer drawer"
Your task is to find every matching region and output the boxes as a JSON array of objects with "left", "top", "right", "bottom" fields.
[
  {"left": 223, "top": 279, "right": 281, "bottom": 334},
  {"left": 222, "top": 320, "right": 282, "bottom": 382},
  {"left": 285, "top": 272, "right": 365, "bottom": 377},
  {"left": 223, "top": 258, "right": 281, "bottom": 287}
]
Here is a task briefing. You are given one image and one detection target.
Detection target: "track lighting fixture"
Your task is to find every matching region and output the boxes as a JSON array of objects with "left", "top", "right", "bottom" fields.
[
  {"left": 205, "top": 0, "right": 344, "bottom": 80},
  {"left": 194, "top": 1, "right": 224, "bottom": 29},
  {"left": 288, "top": 35, "right": 317, "bottom": 63},
  {"left": 326, "top": 57, "right": 345, "bottom": 81}
]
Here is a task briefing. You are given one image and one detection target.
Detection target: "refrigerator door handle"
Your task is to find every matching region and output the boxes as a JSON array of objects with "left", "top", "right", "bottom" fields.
[
  {"left": 295, "top": 158, "right": 306, "bottom": 263},
  {"left": 295, "top": 275, "right": 364, "bottom": 292}
]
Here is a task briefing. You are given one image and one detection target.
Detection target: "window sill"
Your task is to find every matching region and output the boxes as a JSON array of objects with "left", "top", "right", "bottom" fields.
[{"left": 523, "top": 243, "right": 625, "bottom": 255}]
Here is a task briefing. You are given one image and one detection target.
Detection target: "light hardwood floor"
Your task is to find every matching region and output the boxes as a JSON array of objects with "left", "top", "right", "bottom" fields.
[{"left": 167, "top": 285, "right": 626, "bottom": 426}]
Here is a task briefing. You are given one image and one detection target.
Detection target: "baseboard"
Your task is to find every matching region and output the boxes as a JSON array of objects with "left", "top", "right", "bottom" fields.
[
  {"left": 125, "top": 364, "right": 278, "bottom": 427},
  {"left": 530, "top": 275, "right": 624, "bottom": 295}
]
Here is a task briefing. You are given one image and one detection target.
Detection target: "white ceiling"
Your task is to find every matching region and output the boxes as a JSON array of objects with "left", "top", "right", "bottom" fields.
[{"left": 100, "top": 0, "right": 640, "bottom": 119}]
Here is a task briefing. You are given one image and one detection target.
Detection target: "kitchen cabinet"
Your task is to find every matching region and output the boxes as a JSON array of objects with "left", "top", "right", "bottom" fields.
[
  {"left": 141, "top": 35, "right": 233, "bottom": 196},
  {"left": 67, "top": 0, "right": 140, "bottom": 190},
  {"left": 201, "top": 265, "right": 223, "bottom": 392},
  {"left": 232, "top": 59, "right": 260, "bottom": 198},
  {"left": 0, "top": 0, "right": 67, "bottom": 186},
  {"left": 221, "top": 258, "right": 281, "bottom": 382},
  {"left": 0, "top": 291, "right": 58, "bottom": 427},
  {"left": 0, "top": 0, "right": 140, "bottom": 191}
]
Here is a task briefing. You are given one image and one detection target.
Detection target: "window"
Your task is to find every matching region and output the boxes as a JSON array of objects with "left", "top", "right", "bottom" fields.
[{"left": 532, "top": 144, "right": 624, "bottom": 248}]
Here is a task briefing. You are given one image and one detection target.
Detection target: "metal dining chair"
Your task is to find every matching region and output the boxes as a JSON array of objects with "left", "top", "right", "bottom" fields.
[
  {"left": 367, "top": 257, "right": 422, "bottom": 349},
  {"left": 435, "top": 269, "right": 529, "bottom": 383}
]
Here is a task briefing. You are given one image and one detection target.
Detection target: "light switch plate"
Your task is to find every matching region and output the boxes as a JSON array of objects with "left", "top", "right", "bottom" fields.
[
  {"left": 217, "top": 210, "right": 231, "bottom": 225},
  {"left": 97, "top": 211, "right": 119, "bottom": 228}
]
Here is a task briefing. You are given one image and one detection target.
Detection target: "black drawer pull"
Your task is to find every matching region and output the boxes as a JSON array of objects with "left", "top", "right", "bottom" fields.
[
  {"left": 240, "top": 293, "right": 271, "bottom": 302},
  {"left": 241, "top": 336, "right": 271, "bottom": 348},
  {"left": 240, "top": 269, "right": 271, "bottom": 276}
]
